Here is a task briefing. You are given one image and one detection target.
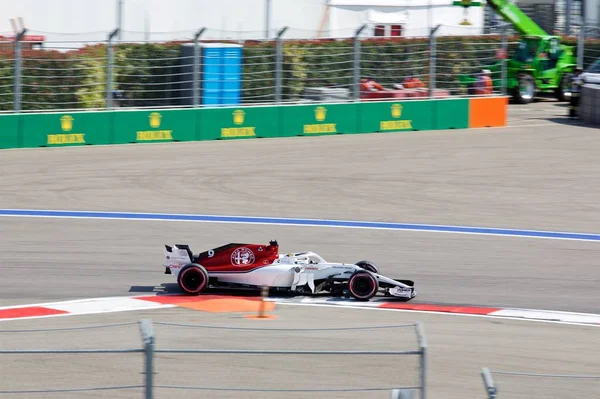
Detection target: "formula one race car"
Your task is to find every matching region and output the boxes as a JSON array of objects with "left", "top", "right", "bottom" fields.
[{"left": 162, "top": 240, "right": 416, "bottom": 301}]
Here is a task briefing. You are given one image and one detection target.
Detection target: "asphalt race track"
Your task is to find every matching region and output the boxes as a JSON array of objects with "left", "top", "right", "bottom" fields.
[{"left": 1, "top": 100, "right": 599, "bottom": 397}]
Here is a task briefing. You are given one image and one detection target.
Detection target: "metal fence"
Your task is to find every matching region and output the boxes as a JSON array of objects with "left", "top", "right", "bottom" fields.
[
  {"left": 0, "top": 319, "right": 427, "bottom": 398},
  {"left": 0, "top": 25, "right": 518, "bottom": 113},
  {"left": 577, "top": 25, "right": 600, "bottom": 69},
  {"left": 8, "top": 22, "right": 600, "bottom": 114},
  {"left": 481, "top": 367, "right": 600, "bottom": 398}
]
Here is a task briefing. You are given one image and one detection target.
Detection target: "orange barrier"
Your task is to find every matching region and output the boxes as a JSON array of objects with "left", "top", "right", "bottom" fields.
[{"left": 468, "top": 96, "right": 508, "bottom": 128}]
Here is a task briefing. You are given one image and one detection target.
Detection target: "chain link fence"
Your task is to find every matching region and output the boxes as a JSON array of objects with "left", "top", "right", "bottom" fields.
[
  {"left": 577, "top": 25, "right": 600, "bottom": 69},
  {"left": 1, "top": 319, "right": 428, "bottom": 399},
  {"left": 0, "top": 25, "right": 517, "bottom": 113},
  {"left": 12, "top": 23, "right": 600, "bottom": 114},
  {"left": 481, "top": 367, "right": 600, "bottom": 398}
]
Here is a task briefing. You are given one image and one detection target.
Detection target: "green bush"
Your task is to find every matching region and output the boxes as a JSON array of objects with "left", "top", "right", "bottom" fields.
[
  {"left": 0, "top": 49, "right": 14, "bottom": 111},
  {"left": 114, "top": 42, "right": 182, "bottom": 107},
  {"left": 20, "top": 48, "right": 89, "bottom": 111},
  {"left": 0, "top": 35, "right": 599, "bottom": 111},
  {"left": 241, "top": 41, "right": 276, "bottom": 103}
]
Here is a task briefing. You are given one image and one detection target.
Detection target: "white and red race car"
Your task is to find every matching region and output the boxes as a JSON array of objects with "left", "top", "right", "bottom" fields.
[{"left": 163, "top": 240, "right": 416, "bottom": 301}]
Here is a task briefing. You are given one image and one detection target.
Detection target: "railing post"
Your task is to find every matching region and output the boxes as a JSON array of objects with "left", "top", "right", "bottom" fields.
[
  {"left": 428, "top": 25, "right": 441, "bottom": 98},
  {"left": 565, "top": 0, "right": 572, "bottom": 37},
  {"left": 501, "top": 23, "right": 508, "bottom": 95},
  {"left": 117, "top": 0, "right": 124, "bottom": 41},
  {"left": 415, "top": 322, "right": 427, "bottom": 399},
  {"left": 193, "top": 28, "right": 206, "bottom": 107},
  {"left": 577, "top": 25, "right": 585, "bottom": 69},
  {"left": 265, "top": 0, "right": 271, "bottom": 39},
  {"left": 481, "top": 367, "right": 498, "bottom": 399},
  {"left": 353, "top": 25, "right": 366, "bottom": 101},
  {"left": 13, "top": 27, "right": 27, "bottom": 113},
  {"left": 275, "top": 26, "right": 288, "bottom": 103},
  {"left": 140, "top": 319, "right": 155, "bottom": 399},
  {"left": 106, "top": 29, "right": 119, "bottom": 109}
]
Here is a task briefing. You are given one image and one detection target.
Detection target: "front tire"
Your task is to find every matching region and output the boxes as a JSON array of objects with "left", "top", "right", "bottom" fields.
[
  {"left": 177, "top": 263, "right": 209, "bottom": 295},
  {"left": 348, "top": 271, "right": 379, "bottom": 301},
  {"left": 513, "top": 74, "right": 535, "bottom": 104}
]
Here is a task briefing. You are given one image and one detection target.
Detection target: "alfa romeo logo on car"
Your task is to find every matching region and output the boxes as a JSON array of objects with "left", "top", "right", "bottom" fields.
[{"left": 231, "top": 247, "right": 255, "bottom": 266}]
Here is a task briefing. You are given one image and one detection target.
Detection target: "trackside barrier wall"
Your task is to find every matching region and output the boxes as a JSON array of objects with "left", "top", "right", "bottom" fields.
[
  {"left": 0, "top": 319, "right": 428, "bottom": 399},
  {"left": 0, "top": 114, "right": 19, "bottom": 149},
  {"left": 0, "top": 97, "right": 508, "bottom": 149}
]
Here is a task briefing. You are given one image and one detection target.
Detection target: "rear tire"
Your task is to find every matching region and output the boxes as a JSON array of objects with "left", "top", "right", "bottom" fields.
[
  {"left": 348, "top": 271, "right": 379, "bottom": 301},
  {"left": 355, "top": 260, "right": 379, "bottom": 274},
  {"left": 177, "top": 263, "right": 209, "bottom": 295},
  {"left": 555, "top": 73, "right": 573, "bottom": 102}
]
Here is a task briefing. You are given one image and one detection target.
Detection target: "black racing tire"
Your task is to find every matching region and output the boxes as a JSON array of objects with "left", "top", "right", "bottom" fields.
[
  {"left": 348, "top": 271, "right": 379, "bottom": 301},
  {"left": 355, "top": 260, "right": 380, "bottom": 274},
  {"left": 555, "top": 73, "right": 573, "bottom": 102},
  {"left": 177, "top": 263, "right": 209, "bottom": 295},
  {"left": 513, "top": 74, "right": 535, "bottom": 104}
]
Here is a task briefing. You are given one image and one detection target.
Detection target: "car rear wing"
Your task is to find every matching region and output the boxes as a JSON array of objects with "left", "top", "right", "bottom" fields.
[{"left": 163, "top": 244, "right": 193, "bottom": 274}]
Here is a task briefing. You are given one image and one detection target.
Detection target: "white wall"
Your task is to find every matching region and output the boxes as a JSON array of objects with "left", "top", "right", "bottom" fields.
[
  {"left": 0, "top": 0, "right": 484, "bottom": 46},
  {"left": 584, "top": 0, "right": 600, "bottom": 25},
  {"left": 0, "top": 0, "right": 327, "bottom": 43},
  {"left": 330, "top": 0, "right": 485, "bottom": 37}
]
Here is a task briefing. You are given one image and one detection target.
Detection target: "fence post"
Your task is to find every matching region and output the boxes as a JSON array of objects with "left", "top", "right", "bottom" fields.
[
  {"left": 577, "top": 25, "right": 585, "bottom": 69},
  {"left": 140, "top": 319, "right": 155, "bottom": 399},
  {"left": 501, "top": 23, "right": 508, "bottom": 95},
  {"left": 481, "top": 367, "right": 497, "bottom": 399},
  {"left": 117, "top": 0, "right": 124, "bottom": 41},
  {"left": 353, "top": 25, "right": 366, "bottom": 101},
  {"left": 193, "top": 28, "right": 206, "bottom": 107},
  {"left": 106, "top": 29, "right": 119, "bottom": 109},
  {"left": 428, "top": 25, "right": 441, "bottom": 98},
  {"left": 415, "top": 322, "right": 427, "bottom": 399},
  {"left": 565, "top": 0, "right": 572, "bottom": 37},
  {"left": 265, "top": 0, "right": 271, "bottom": 39},
  {"left": 275, "top": 26, "right": 288, "bottom": 103},
  {"left": 13, "top": 27, "right": 27, "bottom": 113}
]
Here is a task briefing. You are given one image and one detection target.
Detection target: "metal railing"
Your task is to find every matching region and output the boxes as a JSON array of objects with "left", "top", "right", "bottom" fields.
[
  {"left": 0, "top": 319, "right": 428, "bottom": 398},
  {"left": 577, "top": 24, "right": 600, "bottom": 69},
  {"left": 481, "top": 367, "right": 600, "bottom": 398},
  {"left": 0, "top": 25, "right": 515, "bottom": 113}
]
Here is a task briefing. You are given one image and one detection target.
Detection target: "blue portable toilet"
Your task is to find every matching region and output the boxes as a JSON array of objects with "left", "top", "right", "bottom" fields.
[
  {"left": 200, "top": 43, "right": 243, "bottom": 106},
  {"left": 221, "top": 45, "right": 243, "bottom": 105},
  {"left": 200, "top": 44, "right": 223, "bottom": 106},
  {"left": 177, "top": 42, "right": 243, "bottom": 106}
]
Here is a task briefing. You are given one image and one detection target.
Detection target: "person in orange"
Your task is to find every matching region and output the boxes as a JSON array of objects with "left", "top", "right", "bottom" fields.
[
  {"left": 474, "top": 69, "right": 493, "bottom": 95},
  {"left": 401, "top": 75, "right": 424, "bottom": 88},
  {"left": 360, "top": 77, "right": 386, "bottom": 92}
]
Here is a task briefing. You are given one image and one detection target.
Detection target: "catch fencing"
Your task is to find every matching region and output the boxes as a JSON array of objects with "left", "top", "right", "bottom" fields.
[
  {"left": 481, "top": 367, "right": 600, "bottom": 398},
  {"left": 0, "top": 25, "right": 516, "bottom": 113},
  {"left": 0, "top": 319, "right": 428, "bottom": 399},
  {"left": 577, "top": 24, "right": 600, "bottom": 69}
]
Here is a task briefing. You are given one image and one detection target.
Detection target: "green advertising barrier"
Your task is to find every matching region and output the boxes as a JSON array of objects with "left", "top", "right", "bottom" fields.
[
  {"left": 3, "top": 98, "right": 484, "bottom": 150},
  {"left": 279, "top": 103, "right": 358, "bottom": 137},
  {"left": 359, "top": 100, "right": 434, "bottom": 133},
  {"left": 434, "top": 98, "right": 469, "bottom": 130},
  {"left": 21, "top": 111, "right": 112, "bottom": 148},
  {"left": 112, "top": 109, "right": 197, "bottom": 144},
  {"left": 0, "top": 114, "right": 20, "bottom": 149},
  {"left": 21, "top": 112, "right": 112, "bottom": 147},
  {"left": 198, "top": 105, "right": 279, "bottom": 140}
]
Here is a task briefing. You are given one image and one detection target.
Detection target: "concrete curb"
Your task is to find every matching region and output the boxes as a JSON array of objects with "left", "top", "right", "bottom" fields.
[{"left": 1, "top": 294, "right": 599, "bottom": 326}]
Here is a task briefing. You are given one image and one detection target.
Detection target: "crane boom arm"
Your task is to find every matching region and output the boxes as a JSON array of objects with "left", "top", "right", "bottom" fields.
[{"left": 486, "top": 0, "right": 547, "bottom": 36}]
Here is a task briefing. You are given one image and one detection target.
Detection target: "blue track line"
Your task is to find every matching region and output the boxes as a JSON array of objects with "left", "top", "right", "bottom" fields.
[{"left": 1, "top": 209, "right": 599, "bottom": 242}]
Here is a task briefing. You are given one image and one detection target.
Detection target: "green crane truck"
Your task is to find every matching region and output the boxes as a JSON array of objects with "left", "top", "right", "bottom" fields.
[{"left": 460, "top": 0, "right": 576, "bottom": 103}]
